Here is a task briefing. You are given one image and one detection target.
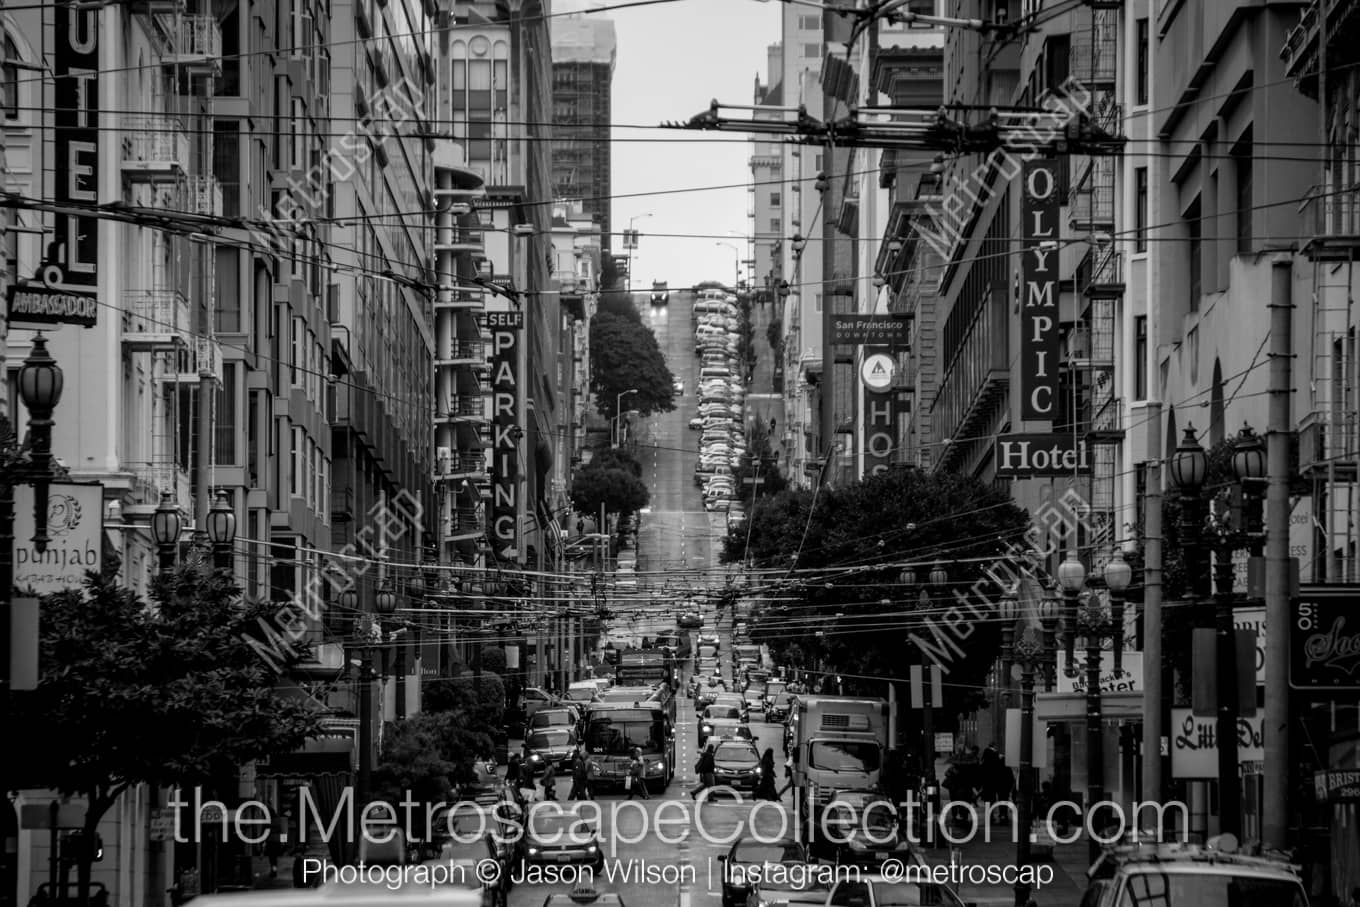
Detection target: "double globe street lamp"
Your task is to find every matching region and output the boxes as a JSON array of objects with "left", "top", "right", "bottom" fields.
[
  {"left": 1056, "top": 547, "right": 1132, "bottom": 865},
  {"left": 1167, "top": 423, "right": 1266, "bottom": 838},
  {"left": 341, "top": 578, "right": 399, "bottom": 806}
]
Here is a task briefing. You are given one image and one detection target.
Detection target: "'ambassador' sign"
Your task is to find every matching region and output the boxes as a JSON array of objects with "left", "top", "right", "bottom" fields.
[
  {"left": 994, "top": 433, "right": 1091, "bottom": 477},
  {"left": 7, "top": 285, "right": 99, "bottom": 328}
]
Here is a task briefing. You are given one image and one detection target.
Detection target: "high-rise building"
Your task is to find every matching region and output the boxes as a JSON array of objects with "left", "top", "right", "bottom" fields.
[
  {"left": 435, "top": 0, "right": 559, "bottom": 684},
  {"left": 551, "top": 14, "right": 617, "bottom": 248}
]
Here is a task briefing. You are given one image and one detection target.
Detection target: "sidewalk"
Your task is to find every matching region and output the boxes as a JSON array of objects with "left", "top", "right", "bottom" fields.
[{"left": 916, "top": 837, "right": 1091, "bottom": 907}]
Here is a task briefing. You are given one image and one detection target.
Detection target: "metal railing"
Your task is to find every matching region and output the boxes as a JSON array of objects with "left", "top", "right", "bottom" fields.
[
  {"left": 122, "top": 116, "right": 190, "bottom": 172},
  {"left": 176, "top": 15, "right": 223, "bottom": 59},
  {"left": 1301, "top": 182, "right": 1360, "bottom": 239},
  {"left": 454, "top": 395, "right": 484, "bottom": 417},
  {"left": 188, "top": 175, "right": 223, "bottom": 217},
  {"left": 130, "top": 461, "right": 193, "bottom": 512},
  {"left": 124, "top": 289, "right": 190, "bottom": 335}
]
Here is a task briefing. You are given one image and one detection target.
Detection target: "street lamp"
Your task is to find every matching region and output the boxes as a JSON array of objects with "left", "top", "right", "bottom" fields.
[
  {"left": 717, "top": 242, "right": 740, "bottom": 289},
  {"left": 1000, "top": 584, "right": 1059, "bottom": 907},
  {"left": 625, "top": 213, "right": 652, "bottom": 292},
  {"left": 1056, "top": 551, "right": 1086, "bottom": 672},
  {"left": 16, "top": 334, "right": 65, "bottom": 553},
  {"left": 613, "top": 388, "right": 638, "bottom": 447},
  {"left": 151, "top": 492, "right": 183, "bottom": 574},
  {"left": 1, "top": 334, "right": 68, "bottom": 693},
  {"left": 928, "top": 561, "right": 948, "bottom": 586},
  {"left": 206, "top": 491, "right": 237, "bottom": 571},
  {"left": 1103, "top": 551, "right": 1132, "bottom": 672}
]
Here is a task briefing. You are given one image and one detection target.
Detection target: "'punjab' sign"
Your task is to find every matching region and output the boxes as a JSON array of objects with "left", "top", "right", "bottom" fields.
[
  {"left": 994, "top": 433, "right": 1091, "bottom": 478},
  {"left": 12, "top": 483, "right": 104, "bottom": 594},
  {"left": 488, "top": 310, "right": 523, "bottom": 554},
  {"left": 1020, "top": 160, "right": 1061, "bottom": 422}
]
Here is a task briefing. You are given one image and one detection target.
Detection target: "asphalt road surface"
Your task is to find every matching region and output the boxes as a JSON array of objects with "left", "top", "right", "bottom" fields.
[
  {"left": 633, "top": 290, "right": 728, "bottom": 594},
  {"left": 505, "top": 644, "right": 791, "bottom": 907}
]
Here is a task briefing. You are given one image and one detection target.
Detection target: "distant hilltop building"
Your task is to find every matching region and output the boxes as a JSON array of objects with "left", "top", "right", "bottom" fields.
[{"left": 551, "top": 14, "right": 617, "bottom": 250}]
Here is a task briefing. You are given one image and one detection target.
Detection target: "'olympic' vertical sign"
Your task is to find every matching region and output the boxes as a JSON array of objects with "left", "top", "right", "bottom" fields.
[{"left": 1020, "top": 159, "right": 1061, "bottom": 423}]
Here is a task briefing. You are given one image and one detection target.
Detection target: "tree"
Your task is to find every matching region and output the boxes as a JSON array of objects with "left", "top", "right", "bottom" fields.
[
  {"left": 589, "top": 311, "right": 675, "bottom": 419},
  {"left": 569, "top": 466, "right": 650, "bottom": 519},
  {"left": 10, "top": 564, "right": 324, "bottom": 902},
  {"left": 725, "top": 466, "right": 1029, "bottom": 718},
  {"left": 588, "top": 446, "right": 643, "bottom": 478},
  {"left": 480, "top": 645, "right": 508, "bottom": 676},
  {"left": 371, "top": 713, "right": 458, "bottom": 809},
  {"left": 595, "top": 289, "right": 642, "bottom": 324}
]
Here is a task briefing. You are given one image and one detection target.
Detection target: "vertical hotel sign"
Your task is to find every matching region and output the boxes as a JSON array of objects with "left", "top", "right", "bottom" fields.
[
  {"left": 489, "top": 311, "right": 524, "bottom": 554},
  {"left": 1020, "top": 160, "right": 1060, "bottom": 423},
  {"left": 53, "top": 6, "right": 100, "bottom": 291}
]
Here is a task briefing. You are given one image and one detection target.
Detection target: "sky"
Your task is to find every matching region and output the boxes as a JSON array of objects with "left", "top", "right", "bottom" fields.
[{"left": 555, "top": 0, "right": 782, "bottom": 291}]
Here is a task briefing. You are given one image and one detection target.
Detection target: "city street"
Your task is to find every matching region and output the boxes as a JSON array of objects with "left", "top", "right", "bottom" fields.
[
  {"left": 506, "top": 643, "right": 791, "bottom": 907},
  {"left": 634, "top": 290, "right": 727, "bottom": 586}
]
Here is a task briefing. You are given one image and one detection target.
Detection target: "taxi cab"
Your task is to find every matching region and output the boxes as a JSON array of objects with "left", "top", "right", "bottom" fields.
[{"left": 1081, "top": 835, "right": 1309, "bottom": 907}]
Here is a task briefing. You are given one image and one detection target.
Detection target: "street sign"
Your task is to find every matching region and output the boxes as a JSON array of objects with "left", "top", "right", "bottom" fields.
[
  {"left": 830, "top": 315, "right": 911, "bottom": 346},
  {"left": 20, "top": 803, "right": 85, "bottom": 830},
  {"left": 1170, "top": 708, "right": 1265, "bottom": 778},
  {"left": 860, "top": 354, "right": 894, "bottom": 391}
]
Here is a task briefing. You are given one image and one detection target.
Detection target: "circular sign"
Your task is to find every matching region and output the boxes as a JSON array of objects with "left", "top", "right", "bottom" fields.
[{"left": 860, "top": 353, "right": 895, "bottom": 391}]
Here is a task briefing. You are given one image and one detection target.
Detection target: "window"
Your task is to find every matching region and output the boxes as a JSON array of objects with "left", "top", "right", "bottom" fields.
[
  {"left": 1234, "top": 141, "right": 1253, "bottom": 254},
  {"left": 215, "top": 247, "right": 241, "bottom": 332},
  {"left": 3, "top": 33, "right": 19, "bottom": 119},
  {"left": 1134, "top": 167, "right": 1148, "bottom": 252},
  {"left": 803, "top": 43, "right": 822, "bottom": 59},
  {"left": 770, "top": 218, "right": 780, "bottom": 233},
  {"left": 1134, "top": 316, "right": 1147, "bottom": 400},
  {"left": 213, "top": 120, "right": 241, "bottom": 217},
  {"left": 1136, "top": 18, "right": 1149, "bottom": 105},
  {"left": 1186, "top": 199, "right": 1201, "bottom": 313},
  {"left": 290, "top": 98, "right": 305, "bottom": 170},
  {"left": 770, "top": 192, "right": 781, "bottom": 208},
  {"left": 292, "top": 317, "right": 304, "bottom": 386},
  {"left": 215, "top": 363, "right": 239, "bottom": 465},
  {"left": 291, "top": 426, "right": 304, "bottom": 497},
  {"left": 798, "top": 14, "right": 820, "bottom": 29},
  {"left": 814, "top": 294, "right": 822, "bottom": 313}
]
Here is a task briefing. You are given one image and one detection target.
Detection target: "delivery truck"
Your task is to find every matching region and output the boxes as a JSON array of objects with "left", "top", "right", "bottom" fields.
[{"left": 789, "top": 696, "right": 889, "bottom": 821}]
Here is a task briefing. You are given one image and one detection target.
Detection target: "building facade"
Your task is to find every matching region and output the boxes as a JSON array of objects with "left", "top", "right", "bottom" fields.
[{"left": 550, "top": 14, "right": 616, "bottom": 247}]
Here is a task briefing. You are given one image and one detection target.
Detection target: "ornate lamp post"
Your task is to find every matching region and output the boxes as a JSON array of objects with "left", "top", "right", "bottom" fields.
[
  {"left": 1003, "top": 586, "right": 1059, "bottom": 907},
  {"left": 206, "top": 491, "right": 237, "bottom": 571},
  {"left": 151, "top": 492, "right": 184, "bottom": 575},
  {"left": 1103, "top": 552, "right": 1132, "bottom": 673},
  {"left": 1056, "top": 551, "right": 1086, "bottom": 675},
  {"left": 1, "top": 335, "right": 67, "bottom": 693}
]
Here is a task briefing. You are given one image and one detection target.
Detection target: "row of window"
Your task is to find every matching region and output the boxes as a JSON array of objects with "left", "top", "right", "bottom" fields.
[{"left": 291, "top": 424, "right": 332, "bottom": 522}]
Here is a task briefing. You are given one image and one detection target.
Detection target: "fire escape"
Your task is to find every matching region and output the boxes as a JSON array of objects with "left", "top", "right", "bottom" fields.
[
  {"left": 433, "top": 166, "right": 491, "bottom": 570},
  {"left": 1065, "top": 5, "right": 1123, "bottom": 557},
  {"left": 120, "top": 0, "right": 224, "bottom": 520},
  {"left": 1283, "top": 0, "right": 1360, "bottom": 581}
]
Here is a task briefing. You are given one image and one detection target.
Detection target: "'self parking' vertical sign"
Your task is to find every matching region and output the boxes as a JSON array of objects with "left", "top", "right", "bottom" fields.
[{"left": 489, "top": 311, "right": 523, "bottom": 555}]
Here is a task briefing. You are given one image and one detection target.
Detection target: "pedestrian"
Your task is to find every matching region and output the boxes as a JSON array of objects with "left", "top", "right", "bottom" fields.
[
  {"left": 576, "top": 517, "right": 585, "bottom": 536},
  {"left": 568, "top": 750, "right": 590, "bottom": 801},
  {"left": 626, "top": 748, "right": 649, "bottom": 800},
  {"left": 541, "top": 760, "right": 558, "bottom": 801},
  {"left": 777, "top": 751, "right": 794, "bottom": 798},
  {"left": 755, "top": 748, "right": 778, "bottom": 801},
  {"left": 691, "top": 742, "right": 717, "bottom": 799},
  {"left": 586, "top": 754, "right": 600, "bottom": 798}
]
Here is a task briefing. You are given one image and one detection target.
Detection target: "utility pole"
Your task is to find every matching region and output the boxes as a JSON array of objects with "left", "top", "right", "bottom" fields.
[
  {"left": 1, "top": 29, "right": 9, "bottom": 429},
  {"left": 1262, "top": 258, "right": 1293, "bottom": 851}
]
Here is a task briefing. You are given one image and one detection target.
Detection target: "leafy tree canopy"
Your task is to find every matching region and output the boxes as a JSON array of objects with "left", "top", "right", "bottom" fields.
[
  {"left": 588, "top": 447, "right": 643, "bottom": 478},
  {"left": 11, "top": 564, "right": 325, "bottom": 892},
  {"left": 589, "top": 311, "right": 676, "bottom": 419},
  {"left": 729, "top": 466, "right": 1029, "bottom": 720},
  {"left": 480, "top": 645, "right": 508, "bottom": 675},
  {"left": 595, "top": 289, "right": 642, "bottom": 324},
  {"left": 569, "top": 466, "right": 650, "bottom": 519},
  {"left": 372, "top": 713, "right": 459, "bottom": 808}
]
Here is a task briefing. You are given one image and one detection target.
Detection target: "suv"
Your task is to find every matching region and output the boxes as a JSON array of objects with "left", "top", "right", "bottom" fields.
[{"left": 1082, "top": 837, "right": 1309, "bottom": 907}]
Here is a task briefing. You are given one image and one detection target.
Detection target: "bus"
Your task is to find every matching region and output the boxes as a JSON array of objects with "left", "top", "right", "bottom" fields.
[{"left": 582, "top": 703, "right": 676, "bottom": 793}]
